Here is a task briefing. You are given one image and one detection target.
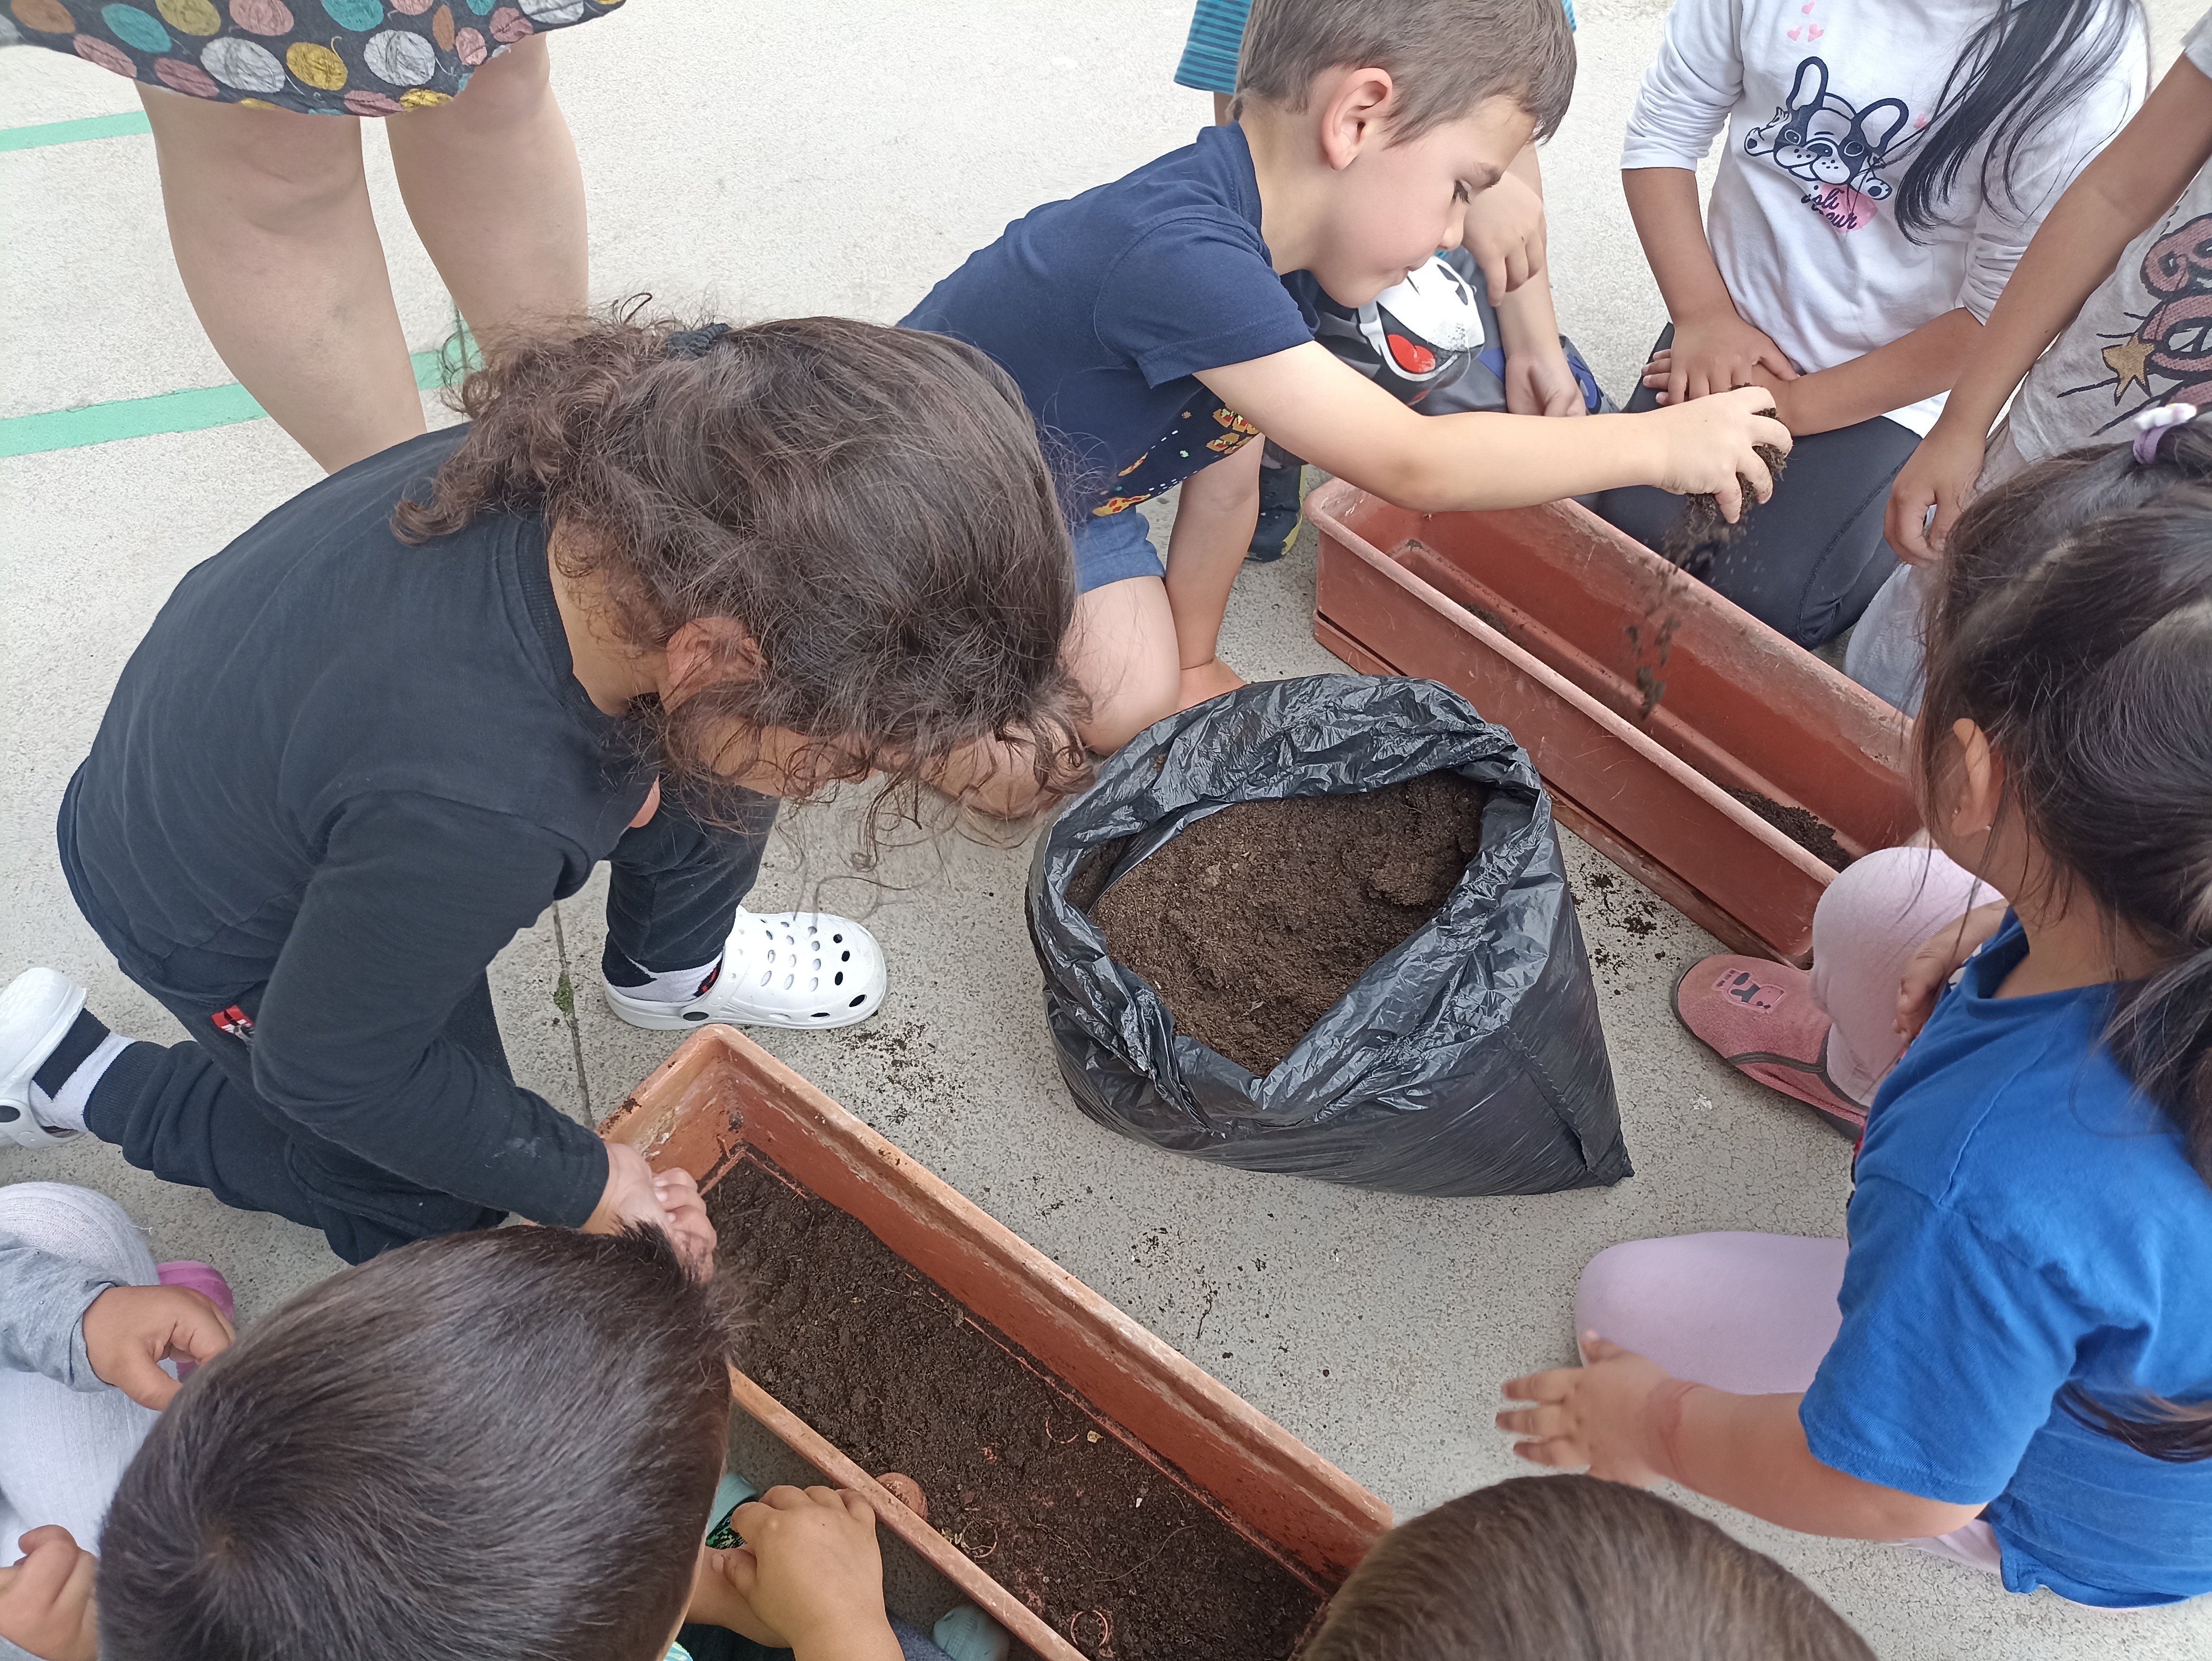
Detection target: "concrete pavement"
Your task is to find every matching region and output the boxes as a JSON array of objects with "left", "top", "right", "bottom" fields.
[{"left": 4, "top": 4, "right": 2206, "bottom": 1656}]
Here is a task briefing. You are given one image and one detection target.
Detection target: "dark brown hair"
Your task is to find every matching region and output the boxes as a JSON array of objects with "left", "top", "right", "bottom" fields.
[
  {"left": 1301, "top": 1476, "right": 1873, "bottom": 1661},
  {"left": 98, "top": 1227, "right": 737, "bottom": 1661},
  {"left": 1916, "top": 421, "right": 2212, "bottom": 1462},
  {"left": 393, "top": 307, "right": 1091, "bottom": 821},
  {"left": 1238, "top": 0, "right": 1576, "bottom": 143}
]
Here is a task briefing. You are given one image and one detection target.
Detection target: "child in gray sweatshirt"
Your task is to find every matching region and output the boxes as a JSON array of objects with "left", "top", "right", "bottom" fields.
[{"left": 0, "top": 1185, "right": 230, "bottom": 1661}]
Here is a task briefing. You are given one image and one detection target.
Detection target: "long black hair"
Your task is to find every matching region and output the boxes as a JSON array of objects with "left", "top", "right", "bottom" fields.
[
  {"left": 1917, "top": 416, "right": 2212, "bottom": 1461},
  {"left": 1895, "top": 0, "right": 2143, "bottom": 242}
]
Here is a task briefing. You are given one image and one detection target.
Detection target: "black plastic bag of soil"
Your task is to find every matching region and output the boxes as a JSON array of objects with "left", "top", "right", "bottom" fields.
[{"left": 1026, "top": 675, "right": 1630, "bottom": 1197}]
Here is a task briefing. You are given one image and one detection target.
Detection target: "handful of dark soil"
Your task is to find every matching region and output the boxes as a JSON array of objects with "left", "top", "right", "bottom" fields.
[
  {"left": 1090, "top": 773, "right": 1486, "bottom": 1077},
  {"left": 1661, "top": 443, "right": 1791, "bottom": 574}
]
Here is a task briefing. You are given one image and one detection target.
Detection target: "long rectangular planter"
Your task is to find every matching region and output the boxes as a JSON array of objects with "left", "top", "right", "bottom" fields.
[
  {"left": 1308, "top": 479, "right": 1918, "bottom": 964},
  {"left": 599, "top": 1027, "right": 1391, "bottom": 1659}
]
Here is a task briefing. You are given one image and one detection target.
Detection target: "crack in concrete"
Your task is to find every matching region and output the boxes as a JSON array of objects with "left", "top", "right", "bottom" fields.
[{"left": 549, "top": 904, "right": 594, "bottom": 1123}]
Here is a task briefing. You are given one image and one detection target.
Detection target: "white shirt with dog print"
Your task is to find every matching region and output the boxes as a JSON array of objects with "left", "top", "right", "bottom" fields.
[
  {"left": 2009, "top": 10, "right": 2212, "bottom": 459},
  {"left": 1624, "top": 0, "right": 2145, "bottom": 435}
]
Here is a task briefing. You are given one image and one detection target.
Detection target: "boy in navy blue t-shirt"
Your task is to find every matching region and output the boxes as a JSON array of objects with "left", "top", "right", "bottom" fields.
[{"left": 907, "top": 0, "right": 1786, "bottom": 812}]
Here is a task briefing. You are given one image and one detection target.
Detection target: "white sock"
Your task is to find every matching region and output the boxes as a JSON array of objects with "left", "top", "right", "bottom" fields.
[
  {"left": 609, "top": 956, "right": 724, "bottom": 1006},
  {"left": 29, "top": 1032, "right": 132, "bottom": 1133}
]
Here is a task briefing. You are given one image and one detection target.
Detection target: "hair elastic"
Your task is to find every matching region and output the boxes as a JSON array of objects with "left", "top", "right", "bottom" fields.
[
  {"left": 665, "top": 322, "right": 733, "bottom": 360},
  {"left": 2131, "top": 401, "right": 2198, "bottom": 465}
]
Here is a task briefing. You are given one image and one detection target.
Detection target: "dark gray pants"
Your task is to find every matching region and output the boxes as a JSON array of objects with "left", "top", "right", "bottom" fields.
[
  {"left": 83, "top": 803, "right": 772, "bottom": 1263},
  {"left": 1591, "top": 325, "right": 1916, "bottom": 648}
]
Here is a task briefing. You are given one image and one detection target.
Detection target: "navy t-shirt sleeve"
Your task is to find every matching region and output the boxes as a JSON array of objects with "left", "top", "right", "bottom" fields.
[
  {"left": 251, "top": 791, "right": 608, "bottom": 1228},
  {"left": 1800, "top": 1173, "right": 2083, "bottom": 1505},
  {"left": 1093, "top": 215, "right": 1316, "bottom": 387}
]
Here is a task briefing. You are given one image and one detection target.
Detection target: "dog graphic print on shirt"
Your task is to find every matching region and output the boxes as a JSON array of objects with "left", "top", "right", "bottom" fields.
[{"left": 1745, "top": 56, "right": 1914, "bottom": 232}]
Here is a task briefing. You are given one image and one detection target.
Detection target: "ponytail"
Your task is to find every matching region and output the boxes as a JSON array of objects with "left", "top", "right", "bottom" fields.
[
  {"left": 1895, "top": 0, "right": 2142, "bottom": 242},
  {"left": 1920, "top": 408, "right": 2212, "bottom": 1462}
]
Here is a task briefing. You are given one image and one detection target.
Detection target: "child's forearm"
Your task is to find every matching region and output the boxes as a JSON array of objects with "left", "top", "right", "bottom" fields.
[
  {"left": 1937, "top": 57, "right": 2212, "bottom": 443},
  {"left": 1623, "top": 168, "right": 1736, "bottom": 326},
  {"left": 1769, "top": 309, "right": 1982, "bottom": 436},
  {"left": 1655, "top": 1385, "right": 1985, "bottom": 1540}
]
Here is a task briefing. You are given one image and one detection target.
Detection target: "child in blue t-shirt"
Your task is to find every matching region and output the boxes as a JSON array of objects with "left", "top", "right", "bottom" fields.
[
  {"left": 1499, "top": 410, "right": 2212, "bottom": 1608},
  {"left": 907, "top": 0, "right": 1787, "bottom": 813}
]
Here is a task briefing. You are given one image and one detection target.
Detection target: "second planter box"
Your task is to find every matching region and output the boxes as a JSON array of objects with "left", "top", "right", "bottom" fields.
[
  {"left": 602, "top": 1027, "right": 1389, "bottom": 1660},
  {"left": 1308, "top": 480, "right": 1919, "bottom": 964}
]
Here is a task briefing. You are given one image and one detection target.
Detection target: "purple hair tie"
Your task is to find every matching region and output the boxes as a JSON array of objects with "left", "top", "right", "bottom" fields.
[{"left": 2132, "top": 402, "right": 2198, "bottom": 465}]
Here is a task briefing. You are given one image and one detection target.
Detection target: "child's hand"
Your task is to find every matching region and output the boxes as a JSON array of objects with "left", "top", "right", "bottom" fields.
[
  {"left": 1896, "top": 900, "right": 2010, "bottom": 1041},
  {"left": 1885, "top": 420, "right": 1989, "bottom": 564},
  {"left": 1460, "top": 170, "right": 1548, "bottom": 303},
  {"left": 1643, "top": 388, "right": 1793, "bottom": 521},
  {"left": 586, "top": 1144, "right": 718, "bottom": 1280},
  {"left": 80, "top": 1284, "right": 234, "bottom": 1410},
  {"left": 1505, "top": 341, "right": 1589, "bottom": 419},
  {"left": 700, "top": 1487, "right": 901, "bottom": 1660},
  {"left": 1497, "top": 1336, "right": 1678, "bottom": 1486},
  {"left": 1643, "top": 314, "right": 1799, "bottom": 408},
  {"left": 0, "top": 1528, "right": 99, "bottom": 1661}
]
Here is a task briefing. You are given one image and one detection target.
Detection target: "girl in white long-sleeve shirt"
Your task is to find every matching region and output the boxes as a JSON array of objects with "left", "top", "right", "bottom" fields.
[{"left": 1593, "top": 0, "right": 2145, "bottom": 648}]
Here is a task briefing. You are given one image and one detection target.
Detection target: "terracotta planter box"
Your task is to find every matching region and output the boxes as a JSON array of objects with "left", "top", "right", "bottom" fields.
[
  {"left": 599, "top": 1026, "right": 1391, "bottom": 1659},
  {"left": 1307, "top": 479, "right": 1917, "bottom": 964}
]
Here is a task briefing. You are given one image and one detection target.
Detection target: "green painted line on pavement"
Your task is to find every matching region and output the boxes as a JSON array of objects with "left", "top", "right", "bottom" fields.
[
  {"left": 0, "top": 111, "right": 154, "bottom": 153},
  {"left": 1, "top": 346, "right": 469, "bottom": 460}
]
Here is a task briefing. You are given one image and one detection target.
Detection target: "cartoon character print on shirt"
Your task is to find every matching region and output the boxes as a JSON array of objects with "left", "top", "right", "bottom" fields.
[
  {"left": 1092, "top": 405, "right": 1261, "bottom": 516},
  {"left": 1744, "top": 55, "right": 1913, "bottom": 233},
  {"left": 2058, "top": 212, "right": 2212, "bottom": 431}
]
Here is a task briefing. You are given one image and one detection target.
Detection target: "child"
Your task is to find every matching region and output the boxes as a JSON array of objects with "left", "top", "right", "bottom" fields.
[
  {"left": 1301, "top": 1473, "right": 1871, "bottom": 1661},
  {"left": 1502, "top": 418, "right": 2212, "bottom": 1607},
  {"left": 1, "top": 1184, "right": 232, "bottom": 1661},
  {"left": 1871, "top": 8, "right": 2212, "bottom": 711},
  {"left": 1172, "top": 0, "right": 1598, "bottom": 559},
  {"left": 0, "top": 314, "right": 1086, "bottom": 1265},
  {"left": 91, "top": 1224, "right": 951, "bottom": 1661},
  {"left": 907, "top": 0, "right": 1788, "bottom": 813},
  {"left": 1592, "top": 0, "right": 2146, "bottom": 648}
]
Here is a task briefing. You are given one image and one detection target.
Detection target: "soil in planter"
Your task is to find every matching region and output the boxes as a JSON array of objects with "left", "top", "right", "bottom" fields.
[
  {"left": 710, "top": 1158, "right": 1325, "bottom": 1661},
  {"left": 1088, "top": 773, "right": 1486, "bottom": 1077},
  {"left": 1726, "top": 787, "right": 1852, "bottom": 871}
]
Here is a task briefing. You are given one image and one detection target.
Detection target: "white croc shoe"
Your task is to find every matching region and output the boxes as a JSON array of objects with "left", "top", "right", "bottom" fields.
[
  {"left": 0, "top": 967, "right": 88, "bottom": 1148},
  {"left": 603, "top": 908, "right": 886, "bottom": 1032}
]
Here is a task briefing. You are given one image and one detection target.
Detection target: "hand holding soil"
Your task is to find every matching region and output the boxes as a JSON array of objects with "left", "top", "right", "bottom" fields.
[
  {"left": 584, "top": 1144, "right": 717, "bottom": 1278},
  {"left": 709, "top": 1486, "right": 901, "bottom": 1661}
]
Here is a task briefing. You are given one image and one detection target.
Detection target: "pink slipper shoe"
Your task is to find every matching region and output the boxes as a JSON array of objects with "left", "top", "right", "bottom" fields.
[
  {"left": 1670, "top": 956, "right": 1868, "bottom": 1139},
  {"left": 157, "top": 1261, "right": 235, "bottom": 1377}
]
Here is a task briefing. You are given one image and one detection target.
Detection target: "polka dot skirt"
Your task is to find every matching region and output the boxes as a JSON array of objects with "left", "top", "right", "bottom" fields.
[{"left": 5, "top": 0, "right": 625, "bottom": 114}]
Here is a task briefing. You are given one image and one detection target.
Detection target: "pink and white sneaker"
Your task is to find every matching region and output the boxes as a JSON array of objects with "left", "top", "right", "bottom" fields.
[{"left": 1670, "top": 955, "right": 1869, "bottom": 1139}]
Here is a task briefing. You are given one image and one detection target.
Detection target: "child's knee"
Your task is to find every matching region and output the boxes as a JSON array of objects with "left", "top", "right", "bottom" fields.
[
  {"left": 0, "top": 1184, "right": 155, "bottom": 1285},
  {"left": 1080, "top": 659, "right": 1181, "bottom": 754},
  {"left": 1810, "top": 844, "right": 1984, "bottom": 964}
]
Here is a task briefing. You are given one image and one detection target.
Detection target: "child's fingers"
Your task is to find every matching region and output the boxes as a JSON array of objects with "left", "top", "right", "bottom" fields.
[
  {"left": 1511, "top": 1435, "right": 1585, "bottom": 1468},
  {"left": 1579, "top": 1333, "right": 1627, "bottom": 1364},
  {"left": 1498, "top": 1368, "right": 1571, "bottom": 1403},
  {"left": 838, "top": 1489, "right": 881, "bottom": 1528},
  {"left": 6, "top": 1530, "right": 85, "bottom": 1603},
  {"left": 103, "top": 1341, "right": 183, "bottom": 1412}
]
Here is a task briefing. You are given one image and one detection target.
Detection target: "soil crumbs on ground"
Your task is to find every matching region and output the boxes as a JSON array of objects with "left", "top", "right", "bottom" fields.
[
  {"left": 1726, "top": 787, "right": 1853, "bottom": 871},
  {"left": 710, "top": 1158, "right": 1324, "bottom": 1661},
  {"left": 1091, "top": 773, "right": 1487, "bottom": 1077}
]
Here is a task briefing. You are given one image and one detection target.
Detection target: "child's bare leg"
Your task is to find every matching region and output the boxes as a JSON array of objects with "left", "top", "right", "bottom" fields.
[
  {"left": 1166, "top": 443, "right": 1262, "bottom": 709},
  {"left": 929, "top": 575, "right": 1179, "bottom": 820}
]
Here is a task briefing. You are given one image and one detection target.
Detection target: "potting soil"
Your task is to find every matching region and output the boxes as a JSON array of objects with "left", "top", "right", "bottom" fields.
[
  {"left": 1089, "top": 773, "right": 1486, "bottom": 1077},
  {"left": 708, "top": 1157, "right": 1326, "bottom": 1661},
  {"left": 1726, "top": 787, "right": 1852, "bottom": 871}
]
